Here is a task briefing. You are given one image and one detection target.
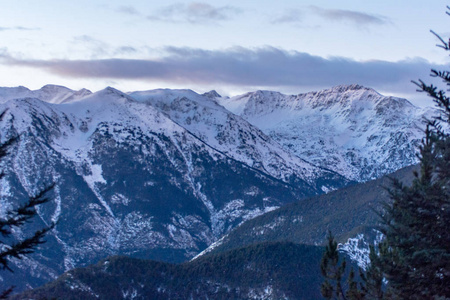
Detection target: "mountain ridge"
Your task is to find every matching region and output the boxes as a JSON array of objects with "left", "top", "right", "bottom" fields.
[
  {"left": 219, "top": 85, "right": 433, "bottom": 181},
  {"left": 194, "top": 164, "right": 419, "bottom": 264},
  {"left": 0, "top": 85, "right": 349, "bottom": 292},
  {"left": 14, "top": 241, "right": 328, "bottom": 300},
  {"left": 0, "top": 84, "right": 92, "bottom": 105},
  {"left": 0, "top": 83, "right": 433, "bottom": 293}
]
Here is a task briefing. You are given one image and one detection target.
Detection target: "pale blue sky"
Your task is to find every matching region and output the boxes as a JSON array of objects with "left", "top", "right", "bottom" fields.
[{"left": 0, "top": 0, "right": 449, "bottom": 104}]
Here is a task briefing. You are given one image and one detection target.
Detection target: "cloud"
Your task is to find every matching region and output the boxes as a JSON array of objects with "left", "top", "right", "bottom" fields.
[
  {"left": 147, "top": 2, "right": 241, "bottom": 24},
  {"left": 116, "top": 5, "right": 141, "bottom": 16},
  {"left": 70, "top": 36, "right": 139, "bottom": 58},
  {"left": 272, "top": 10, "right": 303, "bottom": 24},
  {"left": 272, "top": 6, "right": 389, "bottom": 28},
  {"left": 72, "top": 35, "right": 110, "bottom": 58},
  {"left": 73, "top": 35, "right": 106, "bottom": 45},
  {"left": 0, "top": 26, "right": 40, "bottom": 31},
  {"left": 114, "top": 46, "right": 138, "bottom": 55},
  {"left": 309, "top": 6, "right": 389, "bottom": 26},
  {"left": 0, "top": 47, "right": 439, "bottom": 95}
]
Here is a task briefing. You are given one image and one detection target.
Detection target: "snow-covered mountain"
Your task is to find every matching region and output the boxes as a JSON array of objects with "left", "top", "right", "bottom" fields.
[
  {"left": 129, "top": 89, "right": 341, "bottom": 191},
  {"left": 0, "top": 84, "right": 92, "bottom": 104},
  {"left": 0, "top": 83, "right": 435, "bottom": 292},
  {"left": 0, "top": 85, "right": 348, "bottom": 292},
  {"left": 219, "top": 84, "right": 434, "bottom": 181}
]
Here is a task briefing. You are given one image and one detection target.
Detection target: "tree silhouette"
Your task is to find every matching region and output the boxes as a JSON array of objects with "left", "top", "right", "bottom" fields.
[
  {"left": 321, "top": 7, "right": 450, "bottom": 299},
  {"left": 0, "top": 111, "right": 55, "bottom": 299}
]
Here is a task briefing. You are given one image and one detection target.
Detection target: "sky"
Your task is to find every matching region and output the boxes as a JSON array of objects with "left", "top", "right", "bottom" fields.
[{"left": 0, "top": 0, "right": 449, "bottom": 105}]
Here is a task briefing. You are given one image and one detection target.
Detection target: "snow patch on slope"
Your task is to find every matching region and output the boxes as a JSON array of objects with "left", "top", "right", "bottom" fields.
[{"left": 339, "top": 230, "right": 384, "bottom": 270}]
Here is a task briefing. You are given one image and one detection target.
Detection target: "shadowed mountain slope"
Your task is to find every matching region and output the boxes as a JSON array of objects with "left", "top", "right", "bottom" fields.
[
  {"left": 197, "top": 164, "right": 419, "bottom": 259},
  {"left": 15, "top": 242, "right": 326, "bottom": 300}
]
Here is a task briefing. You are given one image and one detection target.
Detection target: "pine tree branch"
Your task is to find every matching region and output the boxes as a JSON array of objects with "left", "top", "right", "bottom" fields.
[
  {"left": 430, "top": 30, "right": 449, "bottom": 50},
  {"left": 0, "top": 183, "right": 55, "bottom": 237},
  {"left": 0, "top": 286, "right": 14, "bottom": 299},
  {"left": 0, "top": 112, "right": 57, "bottom": 296},
  {"left": 0, "top": 223, "right": 55, "bottom": 272}
]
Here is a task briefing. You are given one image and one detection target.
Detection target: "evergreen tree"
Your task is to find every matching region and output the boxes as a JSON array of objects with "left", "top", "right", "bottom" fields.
[
  {"left": 377, "top": 22, "right": 450, "bottom": 297},
  {"left": 320, "top": 233, "right": 381, "bottom": 300},
  {"left": 321, "top": 7, "right": 450, "bottom": 299},
  {"left": 346, "top": 268, "right": 366, "bottom": 300},
  {"left": 0, "top": 111, "right": 55, "bottom": 299},
  {"left": 359, "top": 245, "right": 383, "bottom": 300},
  {"left": 320, "top": 231, "right": 366, "bottom": 300},
  {"left": 377, "top": 126, "right": 449, "bottom": 298}
]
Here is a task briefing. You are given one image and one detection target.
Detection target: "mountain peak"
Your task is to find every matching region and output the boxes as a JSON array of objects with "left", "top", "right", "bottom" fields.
[
  {"left": 72, "top": 88, "right": 92, "bottom": 97},
  {"left": 298, "top": 84, "right": 384, "bottom": 109},
  {"left": 98, "top": 86, "right": 130, "bottom": 99},
  {"left": 305, "top": 84, "right": 380, "bottom": 100},
  {"left": 202, "top": 90, "right": 221, "bottom": 99},
  {"left": 39, "top": 84, "right": 72, "bottom": 92},
  {"left": 328, "top": 84, "right": 368, "bottom": 93},
  {"left": 219, "top": 84, "right": 429, "bottom": 182},
  {"left": 251, "top": 90, "right": 284, "bottom": 98},
  {"left": 129, "top": 88, "right": 222, "bottom": 111},
  {"left": 0, "top": 84, "right": 94, "bottom": 104},
  {"left": 0, "top": 86, "right": 31, "bottom": 103},
  {"left": 72, "top": 86, "right": 133, "bottom": 106}
]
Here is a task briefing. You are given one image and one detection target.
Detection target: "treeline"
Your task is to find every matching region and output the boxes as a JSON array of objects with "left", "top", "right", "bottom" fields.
[{"left": 15, "top": 242, "right": 328, "bottom": 300}]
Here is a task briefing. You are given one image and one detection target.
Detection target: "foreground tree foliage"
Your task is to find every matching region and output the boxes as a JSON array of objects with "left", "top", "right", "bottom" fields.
[
  {"left": 320, "top": 232, "right": 347, "bottom": 299},
  {"left": 0, "top": 111, "right": 55, "bottom": 299},
  {"left": 14, "top": 242, "right": 325, "bottom": 300},
  {"left": 378, "top": 125, "right": 450, "bottom": 298},
  {"left": 320, "top": 232, "right": 382, "bottom": 300},
  {"left": 321, "top": 8, "right": 450, "bottom": 300},
  {"left": 379, "top": 13, "right": 450, "bottom": 298}
]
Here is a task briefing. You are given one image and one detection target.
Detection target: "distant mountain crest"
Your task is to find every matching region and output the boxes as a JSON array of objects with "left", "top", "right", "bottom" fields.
[
  {"left": 0, "top": 84, "right": 92, "bottom": 104},
  {"left": 219, "top": 84, "right": 434, "bottom": 181},
  {"left": 326, "top": 83, "right": 371, "bottom": 93},
  {"left": 202, "top": 90, "right": 221, "bottom": 99}
]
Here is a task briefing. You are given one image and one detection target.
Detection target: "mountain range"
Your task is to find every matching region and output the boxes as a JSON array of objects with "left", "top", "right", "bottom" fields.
[
  {"left": 0, "top": 84, "right": 433, "bottom": 293},
  {"left": 220, "top": 84, "right": 431, "bottom": 182},
  {"left": 13, "top": 164, "right": 418, "bottom": 299}
]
